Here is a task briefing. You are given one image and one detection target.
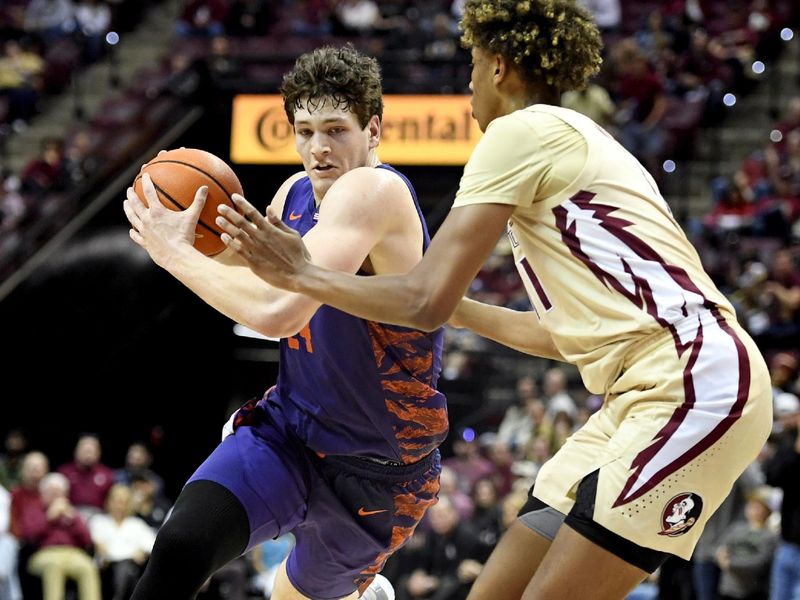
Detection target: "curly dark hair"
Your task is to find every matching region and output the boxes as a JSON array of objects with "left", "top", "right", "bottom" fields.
[
  {"left": 280, "top": 44, "right": 383, "bottom": 129},
  {"left": 460, "top": 0, "right": 603, "bottom": 94}
]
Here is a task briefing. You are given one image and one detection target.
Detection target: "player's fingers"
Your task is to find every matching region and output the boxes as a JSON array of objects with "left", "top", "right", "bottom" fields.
[
  {"left": 129, "top": 228, "right": 145, "bottom": 247},
  {"left": 266, "top": 206, "right": 295, "bottom": 234},
  {"left": 187, "top": 186, "right": 208, "bottom": 219},
  {"left": 220, "top": 231, "right": 246, "bottom": 253},
  {"left": 140, "top": 174, "right": 162, "bottom": 212},
  {"left": 126, "top": 186, "right": 147, "bottom": 213},
  {"left": 217, "top": 203, "right": 250, "bottom": 230},
  {"left": 229, "top": 194, "right": 264, "bottom": 227},
  {"left": 122, "top": 199, "right": 143, "bottom": 231}
]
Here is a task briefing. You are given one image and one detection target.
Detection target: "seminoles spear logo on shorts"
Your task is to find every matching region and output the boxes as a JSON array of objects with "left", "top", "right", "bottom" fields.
[{"left": 658, "top": 493, "right": 703, "bottom": 537}]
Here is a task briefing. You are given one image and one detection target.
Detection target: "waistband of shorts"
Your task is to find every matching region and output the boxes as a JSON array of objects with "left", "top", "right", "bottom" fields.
[{"left": 319, "top": 448, "right": 440, "bottom": 482}]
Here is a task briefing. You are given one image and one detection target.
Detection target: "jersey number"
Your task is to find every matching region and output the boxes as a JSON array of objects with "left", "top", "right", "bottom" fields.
[{"left": 287, "top": 324, "right": 314, "bottom": 353}]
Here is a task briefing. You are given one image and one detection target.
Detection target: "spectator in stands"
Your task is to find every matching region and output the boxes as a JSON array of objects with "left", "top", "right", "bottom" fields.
[
  {"left": 225, "top": 0, "right": 276, "bottom": 37},
  {"left": 397, "top": 495, "right": 483, "bottom": 600},
  {"left": 496, "top": 374, "right": 541, "bottom": 456},
  {"left": 715, "top": 487, "right": 778, "bottom": 600},
  {"left": 423, "top": 13, "right": 459, "bottom": 61},
  {"left": 0, "top": 482, "right": 22, "bottom": 600},
  {"left": 74, "top": 0, "right": 111, "bottom": 64},
  {"left": 114, "top": 442, "right": 164, "bottom": 497},
  {"left": 770, "top": 352, "right": 799, "bottom": 396},
  {"left": 128, "top": 474, "right": 170, "bottom": 531},
  {"left": 764, "top": 393, "right": 800, "bottom": 600},
  {"left": 23, "top": 0, "right": 76, "bottom": 44},
  {"left": 443, "top": 433, "right": 495, "bottom": 496},
  {"left": 674, "top": 27, "right": 728, "bottom": 123},
  {"left": 332, "top": 0, "right": 381, "bottom": 35},
  {"left": 611, "top": 39, "right": 668, "bottom": 178},
  {"left": 561, "top": 82, "right": 616, "bottom": 132},
  {"left": 705, "top": 170, "right": 761, "bottom": 234},
  {"left": 58, "top": 434, "right": 114, "bottom": 516},
  {"left": 756, "top": 249, "right": 800, "bottom": 344},
  {"left": 0, "top": 173, "right": 27, "bottom": 233},
  {"left": 0, "top": 39, "right": 44, "bottom": 125},
  {"left": 731, "top": 261, "right": 771, "bottom": 336},
  {"left": 61, "top": 131, "right": 99, "bottom": 187},
  {"left": 775, "top": 98, "right": 800, "bottom": 142},
  {"left": 469, "top": 478, "right": 503, "bottom": 561},
  {"left": 576, "top": 0, "right": 621, "bottom": 34},
  {"left": 0, "top": 430, "right": 28, "bottom": 490},
  {"left": 484, "top": 439, "right": 514, "bottom": 497},
  {"left": 249, "top": 534, "right": 295, "bottom": 599},
  {"left": 438, "top": 465, "right": 473, "bottom": 521},
  {"left": 550, "top": 411, "right": 575, "bottom": 452},
  {"left": 89, "top": 484, "right": 156, "bottom": 600},
  {"left": 542, "top": 367, "right": 577, "bottom": 421},
  {"left": 286, "top": 0, "right": 334, "bottom": 36},
  {"left": 20, "top": 137, "right": 66, "bottom": 197},
  {"left": 176, "top": 0, "right": 227, "bottom": 38},
  {"left": 26, "top": 472, "right": 100, "bottom": 600},
  {"left": 692, "top": 463, "right": 765, "bottom": 600},
  {"left": 766, "top": 129, "right": 800, "bottom": 203},
  {"left": 520, "top": 398, "right": 555, "bottom": 459},
  {"left": 773, "top": 392, "right": 800, "bottom": 438},
  {"left": 10, "top": 451, "right": 49, "bottom": 546}
]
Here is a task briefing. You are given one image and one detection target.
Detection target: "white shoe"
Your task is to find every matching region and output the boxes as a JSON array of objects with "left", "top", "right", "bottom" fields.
[{"left": 360, "top": 574, "right": 395, "bottom": 600}]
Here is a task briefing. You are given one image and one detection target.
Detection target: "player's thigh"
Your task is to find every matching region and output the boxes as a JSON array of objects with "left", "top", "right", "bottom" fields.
[
  {"left": 523, "top": 524, "right": 648, "bottom": 600},
  {"left": 186, "top": 423, "right": 311, "bottom": 550},
  {"left": 466, "top": 520, "right": 552, "bottom": 600}
]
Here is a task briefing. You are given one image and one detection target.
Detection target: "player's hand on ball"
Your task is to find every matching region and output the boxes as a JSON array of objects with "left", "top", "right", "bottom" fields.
[
  {"left": 216, "top": 195, "right": 312, "bottom": 291},
  {"left": 124, "top": 173, "right": 207, "bottom": 268}
]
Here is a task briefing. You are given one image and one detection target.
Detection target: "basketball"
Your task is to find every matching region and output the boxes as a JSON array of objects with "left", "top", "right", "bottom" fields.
[{"left": 133, "top": 148, "right": 243, "bottom": 256}]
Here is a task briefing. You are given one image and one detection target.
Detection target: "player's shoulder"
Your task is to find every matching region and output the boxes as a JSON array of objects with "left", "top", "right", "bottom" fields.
[
  {"left": 280, "top": 170, "right": 309, "bottom": 191},
  {"left": 332, "top": 165, "right": 413, "bottom": 203}
]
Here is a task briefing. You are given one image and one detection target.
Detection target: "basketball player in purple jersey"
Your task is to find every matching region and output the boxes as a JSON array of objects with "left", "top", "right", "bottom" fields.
[
  {"left": 123, "top": 45, "right": 446, "bottom": 600},
  {"left": 217, "top": 2, "right": 773, "bottom": 599}
]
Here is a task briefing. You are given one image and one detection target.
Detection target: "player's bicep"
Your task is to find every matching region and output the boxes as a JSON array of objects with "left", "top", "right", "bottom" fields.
[
  {"left": 300, "top": 169, "right": 399, "bottom": 274},
  {"left": 301, "top": 210, "right": 382, "bottom": 275}
]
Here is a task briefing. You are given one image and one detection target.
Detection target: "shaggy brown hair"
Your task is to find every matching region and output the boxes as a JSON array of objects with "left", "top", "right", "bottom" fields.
[
  {"left": 460, "top": 0, "right": 603, "bottom": 94},
  {"left": 280, "top": 44, "right": 383, "bottom": 128}
]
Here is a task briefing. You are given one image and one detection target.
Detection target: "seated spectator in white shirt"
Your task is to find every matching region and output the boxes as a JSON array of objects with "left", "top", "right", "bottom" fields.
[{"left": 89, "top": 484, "right": 156, "bottom": 600}]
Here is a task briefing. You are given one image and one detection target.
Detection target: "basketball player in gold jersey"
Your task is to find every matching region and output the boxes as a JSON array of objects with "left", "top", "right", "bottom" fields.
[{"left": 215, "top": 1, "right": 773, "bottom": 598}]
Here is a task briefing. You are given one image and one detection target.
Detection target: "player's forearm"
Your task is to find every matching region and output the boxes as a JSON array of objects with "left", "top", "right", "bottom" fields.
[
  {"left": 294, "top": 263, "right": 451, "bottom": 331},
  {"left": 166, "top": 246, "right": 312, "bottom": 337},
  {"left": 453, "top": 298, "right": 564, "bottom": 361}
]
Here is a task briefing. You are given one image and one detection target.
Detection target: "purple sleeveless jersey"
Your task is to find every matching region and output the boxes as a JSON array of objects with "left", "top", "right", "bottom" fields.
[{"left": 269, "top": 164, "right": 448, "bottom": 464}]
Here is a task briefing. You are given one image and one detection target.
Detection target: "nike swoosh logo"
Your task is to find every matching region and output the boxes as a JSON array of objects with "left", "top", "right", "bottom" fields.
[
  {"left": 358, "top": 507, "right": 388, "bottom": 516},
  {"left": 289, "top": 212, "right": 302, "bottom": 221}
]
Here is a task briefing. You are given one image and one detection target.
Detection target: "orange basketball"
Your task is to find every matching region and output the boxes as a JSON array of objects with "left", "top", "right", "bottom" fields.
[{"left": 133, "top": 148, "right": 243, "bottom": 256}]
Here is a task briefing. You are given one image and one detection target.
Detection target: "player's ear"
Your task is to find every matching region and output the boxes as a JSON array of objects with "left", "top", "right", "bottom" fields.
[
  {"left": 493, "top": 55, "right": 507, "bottom": 82},
  {"left": 367, "top": 115, "right": 381, "bottom": 149}
]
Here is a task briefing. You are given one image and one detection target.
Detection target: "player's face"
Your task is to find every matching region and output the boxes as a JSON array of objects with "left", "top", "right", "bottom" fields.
[
  {"left": 469, "top": 47, "right": 505, "bottom": 132},
  {"left": 293, "top": 97, "right": 378, "bottom": 200}
]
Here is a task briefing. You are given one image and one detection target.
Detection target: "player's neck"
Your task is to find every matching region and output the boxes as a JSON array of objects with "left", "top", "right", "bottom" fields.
[
  {"left": 506, "top": 87, "right": 560, "bottom": 113},
  {"left": 366, "top": 149, "right": 380, "bottom": 168}
]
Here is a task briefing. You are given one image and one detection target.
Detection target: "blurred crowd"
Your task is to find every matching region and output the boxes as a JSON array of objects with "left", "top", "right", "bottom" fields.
[
  {"left": 0, "top": 1, "right": 799, "bottom": 599},
  {"left": 0, "top": 431, "right": 300, "bottom": 600}
]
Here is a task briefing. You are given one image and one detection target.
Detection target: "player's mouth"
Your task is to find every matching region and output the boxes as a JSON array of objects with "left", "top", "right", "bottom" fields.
[{"left": 314, "top": 165, "right": 335, "bottom": 173}]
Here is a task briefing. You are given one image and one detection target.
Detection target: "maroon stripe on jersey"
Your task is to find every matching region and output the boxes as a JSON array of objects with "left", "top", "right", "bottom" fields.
[
  {"left": 552, "top": 190, "right": 749, "bottom": 508},
  {"left": 520, "top": 257, "right": 552, "bottom": 311},
  {"left": 612, "top": 309, "right": 750, "bottom": 507}
]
